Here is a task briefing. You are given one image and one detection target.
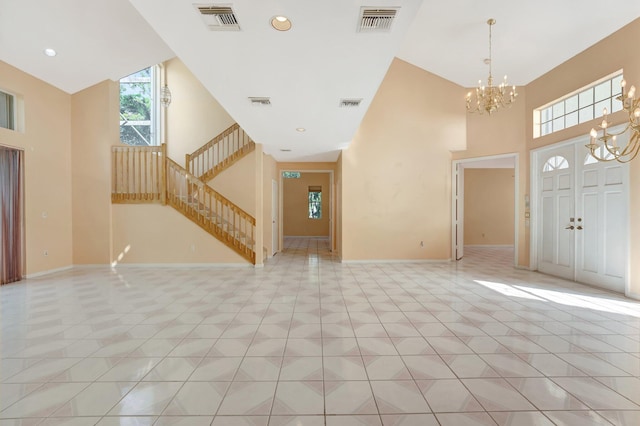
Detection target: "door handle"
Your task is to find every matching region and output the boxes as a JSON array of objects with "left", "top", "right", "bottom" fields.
[
  {"left": 565, "top": 225, "right": 575, "bottom": 230},
  {"left": 576, "top": 225, "right": 583, "bottom": 230}
]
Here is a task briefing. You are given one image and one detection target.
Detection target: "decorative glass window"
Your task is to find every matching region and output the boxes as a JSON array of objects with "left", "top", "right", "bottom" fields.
[
  {"left": 534, "top": 72, "right": 623, "bottom": 138},
  {"left": 282, "top": 171, "right": 301, "bottom": 178},
  {"left": 543, "top": 155, "right": 569, "bottom": 172},
  {"left": 0, "top": 90, "right": 15, "bottom": 131},
  {"left": 308, "top": 186, "right": 322, "bottom": 219},
  {"left": 119, "top": 66, "right": 160, "bottom": 146}
]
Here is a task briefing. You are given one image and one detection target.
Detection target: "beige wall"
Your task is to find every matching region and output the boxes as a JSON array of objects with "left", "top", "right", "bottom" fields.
[
  {"left": 463, "top": 168, "right": 515, "bottom": 246},
  {"left": 0, "top": 60, "right": 73, "bottom": 275},
  {"left": 71, "top": 80, "right": 118, "bottom": 265},
  {"left": 112, "top": 204, "right": 245, "bottom": 264},
  {"left": 164, "top": 58, "right": 235, "bottom": 161},
  {"left": 341, "top": 58, "right": 466, "bottom": 260},
  {"left": 210, "top": 151, "right": 257, "bottom": 216},
  {"left": 283, "top": 173, "right": 331, "bottom": 237}
]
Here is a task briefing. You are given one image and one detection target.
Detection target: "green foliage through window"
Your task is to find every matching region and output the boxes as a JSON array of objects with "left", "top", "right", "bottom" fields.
[
  {"left": 282, "top": 171, "right": 301, "bottom": 178},
  {"left": 308, "top": 190, "right": 322, "bottom": 219},
  {"left": 120, "top": 67, "right": 156, "bottom": 146}
]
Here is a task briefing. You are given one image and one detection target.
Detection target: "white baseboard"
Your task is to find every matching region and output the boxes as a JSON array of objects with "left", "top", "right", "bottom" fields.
[
  {"left": 113, "top": 263, "right": 252, "bottom": 269},
  {"left": 25, "top": 265, "right": 74, "bottom": 279},
  {"left": 464, "top": 244, "right": 514, "bottom": 248},
  {"left": 340, "top": 259, "right": 451, "bottom": 264}
]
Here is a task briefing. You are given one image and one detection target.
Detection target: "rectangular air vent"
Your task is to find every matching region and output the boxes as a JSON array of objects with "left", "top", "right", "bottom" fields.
[
  {"left": 249, "top": 97, "right": 271, "bottom": 106},
  {"left": 339, "top": 98, "right": 363, "bottom": 108},
  {"left": 358, "top": 8, "right": 398, "bottom": 32},
  {"left": 195, "top": 5, "right": 240, "bottom": 31}
]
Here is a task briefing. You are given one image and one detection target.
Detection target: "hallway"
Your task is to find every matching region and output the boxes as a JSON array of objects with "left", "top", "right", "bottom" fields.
[{"left": 0, "top": 239, "right": 639, "bottom": 425}]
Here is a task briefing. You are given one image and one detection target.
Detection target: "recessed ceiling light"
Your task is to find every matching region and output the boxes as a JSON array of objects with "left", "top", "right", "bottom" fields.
[
  {"left": 43, "top": 48, "right": 57, "bottom": 57},
  {"left": 296, "top": 127, "right": 306, "bottom": 132},
  {"left": 271, "top": 15, "right": 292, "bottom": 31}
]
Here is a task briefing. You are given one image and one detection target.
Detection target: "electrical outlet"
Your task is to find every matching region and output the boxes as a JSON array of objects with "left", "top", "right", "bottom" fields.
[
  {"left": 420, "top": 241, "right": 424, "bottom": 247},
  {"left": 190, "top": 244, "right": 196, "bottom": 252},
  {"left": 43, "top": 250, "right": 48, "bottom": 256}
]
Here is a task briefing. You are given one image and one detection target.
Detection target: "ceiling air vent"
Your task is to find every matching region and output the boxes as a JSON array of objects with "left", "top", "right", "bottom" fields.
[
  {"left": 249, "top": 97, "right": 271, "bottom": 106},
  {"left": 339, "top": 98, "right": 363, "bottom": 108},
  {"left": 358, "top": 8, "right": 398, "bottom": 32},
  {"left": 195, "top": 5, "right": 240, "bottom": 31}
]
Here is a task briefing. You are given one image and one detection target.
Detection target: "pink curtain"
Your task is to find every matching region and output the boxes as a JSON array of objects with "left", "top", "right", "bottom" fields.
[{"left": 0, "top": 146, "right": 23, "bottom": 285}]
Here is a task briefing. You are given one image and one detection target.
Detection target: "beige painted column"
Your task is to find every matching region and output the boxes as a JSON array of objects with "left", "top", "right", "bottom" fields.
[{"left": 254, "top": 143, "right": 264, "bottom": 266}]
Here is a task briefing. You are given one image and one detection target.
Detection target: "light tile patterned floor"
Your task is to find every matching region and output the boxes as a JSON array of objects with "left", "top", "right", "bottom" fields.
[{"left": 1, "top": 239, "right": 639, "bottom": 425}]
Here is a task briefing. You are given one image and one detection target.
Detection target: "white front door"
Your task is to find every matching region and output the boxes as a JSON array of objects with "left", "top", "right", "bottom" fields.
[
  {"left": 575, "top": 140, "right": 628, "bottom": 292},
  {"left": 538, "top": 145, "right": 575, "bottom": 281},
  {"left": 535, "top": 137, "right": 628, "bottom": 292},
  {"left": 272, "top": 179, "right": 279, "bottom": 256}
]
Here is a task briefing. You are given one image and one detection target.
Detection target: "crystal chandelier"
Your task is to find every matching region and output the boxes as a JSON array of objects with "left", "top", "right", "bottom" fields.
[
  {"left": 586, "top": 79, "right": 640, "bottom": 163},
  {"left": 466, "top": 19, "right": 517, "bottom": 115}
]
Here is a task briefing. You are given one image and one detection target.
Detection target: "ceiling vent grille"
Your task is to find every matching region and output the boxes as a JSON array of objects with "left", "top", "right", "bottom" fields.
[
  {"left": 196, "top": 5, "right": 240, "bottom": 31},
  {"left": 249, "top": 97, "right": 271, "bottom": 106},
  {"left": 358, "top": 8, "right": 398, "bottom": 32},
  {"left": 339, "top": 98, "right": 363, "bottom": 108}
]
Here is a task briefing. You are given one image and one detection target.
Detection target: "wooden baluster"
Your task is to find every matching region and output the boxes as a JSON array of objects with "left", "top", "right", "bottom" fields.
[{"left": 161, "top": 145, "right": 167, "bottom": 204}]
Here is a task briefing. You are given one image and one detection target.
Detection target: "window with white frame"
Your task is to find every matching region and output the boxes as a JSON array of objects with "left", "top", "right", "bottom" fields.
[
  {"left": 119, "top": 66, "right": 160, "bottom": 146},
  {"left": 534, "top": 72, "right": 623, "bottom": 138},
  {"left": 0, "top": 90, "right": 15, "bottom": 131}
]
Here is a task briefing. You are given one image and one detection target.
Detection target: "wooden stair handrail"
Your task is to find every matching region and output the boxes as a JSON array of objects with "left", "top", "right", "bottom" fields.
[{"left": 185, "top": 122, "right": 255, "bottom": 182}]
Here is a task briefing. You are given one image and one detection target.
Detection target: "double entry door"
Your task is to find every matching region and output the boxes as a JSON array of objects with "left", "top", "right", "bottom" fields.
[{"left": 536, "top": 137, "right": 628, "bottom": 293}]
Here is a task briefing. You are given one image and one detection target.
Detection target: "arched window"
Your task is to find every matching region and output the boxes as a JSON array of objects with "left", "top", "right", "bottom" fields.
[{"left": 543, "top": 155, "right": 569, "bottom": 172}]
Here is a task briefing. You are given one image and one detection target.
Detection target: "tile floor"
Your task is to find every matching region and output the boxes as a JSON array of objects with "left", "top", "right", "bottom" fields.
[{"left": 1, "top": 239, "right": 639, "bottom": 425}]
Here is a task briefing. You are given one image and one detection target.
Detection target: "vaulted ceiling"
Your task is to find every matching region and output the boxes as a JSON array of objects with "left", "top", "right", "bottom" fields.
[{"left": 2, "top": 0, "right": 639, "bottom": 161}]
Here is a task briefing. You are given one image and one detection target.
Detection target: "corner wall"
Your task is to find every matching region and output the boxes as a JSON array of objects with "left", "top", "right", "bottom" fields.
[{"left": 341, "top": 58, "right": 467, "bottom": 261}]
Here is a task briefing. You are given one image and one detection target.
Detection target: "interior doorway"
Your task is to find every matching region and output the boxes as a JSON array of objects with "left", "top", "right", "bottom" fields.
[
  {"left": 1, "top": 145, "right": 24, "bottom": 285},
  {"left": 280, "top": 170, "right": 334, "bottom": 253},
  {"left": 452, "top": 154, "right": 519, "bottom": 266}
]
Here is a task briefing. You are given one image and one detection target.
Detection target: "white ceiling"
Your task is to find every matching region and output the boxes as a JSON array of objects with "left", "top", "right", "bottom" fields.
[{"left": 2, "top": 0, "right": 640, "bottom": 161}]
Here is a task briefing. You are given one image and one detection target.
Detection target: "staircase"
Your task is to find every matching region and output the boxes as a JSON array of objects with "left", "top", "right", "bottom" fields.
[{"left": 111, "top": 125, "right": 257, "bottom": 264}]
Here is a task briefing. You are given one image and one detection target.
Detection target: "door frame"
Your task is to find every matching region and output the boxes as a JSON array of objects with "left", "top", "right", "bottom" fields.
[
  {"left": 530, "top": 128, "right": 630, "bottom": 295},
  {"left": 279, "top": 169, "right": 334, "bottom": 252},
  {"left": 271, "top": 178, "right": 278, "bottom": 256},
  {"left": 451, "top": 153, "right": 519, "bottom": 267}
]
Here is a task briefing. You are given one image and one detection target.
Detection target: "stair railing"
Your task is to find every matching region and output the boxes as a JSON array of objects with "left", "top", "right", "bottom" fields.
[
  {"left": 166, "top": 158, "right": 256, "bottom": 263},
  {"left": 111, "top": 144, "right": 166, "bottom": 204},
  {"left": 185, "top": 123, "right": 255, "bottom": 182},
  {"left": 111, "top": 144, "right": 256, "bottom": 264}
]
